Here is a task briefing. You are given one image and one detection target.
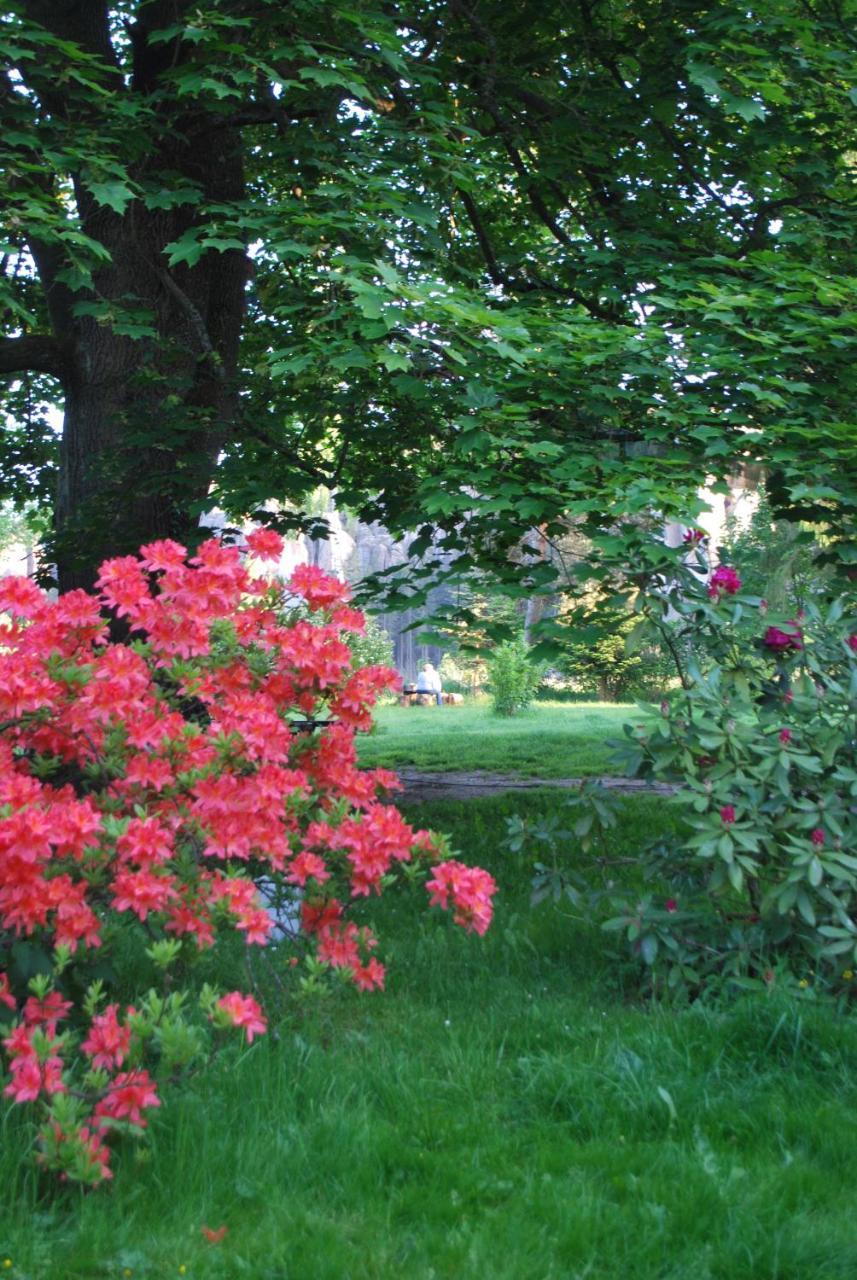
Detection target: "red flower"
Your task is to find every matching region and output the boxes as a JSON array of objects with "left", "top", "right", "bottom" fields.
[
  {"left": 95, "top": 1070, "right": 160, "bottom": 1129},
  {"left": 23, "top": 991, "right": 72, "bottom": 1033},
  {"left": 81, "top": 1004, "right": 132, "bottom": 1071},
  {"left": 763, "top": 625, "right": 803, "bottom": 653},
  {"left": 665, "top": 899, "right": 677, "bottom": 913},
  {"left": 848, "top": 634, "right": 857, "bottom": 653},
  {"left": 720, "top": 805, "right": 736, "bottom": 825},
  {"left": 707, "top": 565, "right": 741, "bottom": 600},
  {"left": 215, "top": 992, "right": 267, "bottom": 1043},
  {"left": 288, "top": 563, "right": 351, "bottom": 612},
  {"left": 0, "top": 533, "right": 497, "bottom": 1189},
  {"left": 0, "top": 972, "right": 15, "bottom": 1010},
  {"left": 245, "top": 527, "right": 285, "bottom": 561},
  {"left": 426, "top": 860, "right": 497, "bottom": 936},
  {"left": 778, "top": 728, "right": 792, "bottom": 745},
  {"left": 683, "top": 529, "right": 706, "bottom": 545},
  {"left": 0, "top": 575, "right": 45, "bottom": 619},
  {"left": 138, "top": 539, "right": 187, "bottom": 572},
  {"left": 810, "top": 828, "right": 825, "bottom": 847}
]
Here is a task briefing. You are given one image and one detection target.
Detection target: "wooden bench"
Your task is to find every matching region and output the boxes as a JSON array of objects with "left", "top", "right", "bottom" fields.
[{"left": 398, "top": 688, "right": 463, "bottom": 707}]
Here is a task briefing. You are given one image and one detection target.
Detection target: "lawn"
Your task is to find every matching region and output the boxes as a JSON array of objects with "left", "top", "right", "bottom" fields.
[
  {"left": 3, "top": 790, "right": 856, "bottom": 1279},
  {"left": 356, "top": 699, "right": 641, "bottom": 777}
]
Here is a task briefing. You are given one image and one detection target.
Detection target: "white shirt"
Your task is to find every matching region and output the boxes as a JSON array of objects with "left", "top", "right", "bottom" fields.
[{"left": 415, "top": 667, "right": 441, "bottom": 693}]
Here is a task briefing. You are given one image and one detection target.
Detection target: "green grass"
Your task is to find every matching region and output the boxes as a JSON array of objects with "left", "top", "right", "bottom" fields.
[
  {"left": 356, "top": 699, "right": 639, "bottom": 777},
  {"left": 3, "top": 791, "right": 857, "bottom": 1279}
]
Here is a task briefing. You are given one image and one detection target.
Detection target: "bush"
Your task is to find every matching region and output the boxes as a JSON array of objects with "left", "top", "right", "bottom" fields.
[
  {"left": 606, "top": 535, "right": 857, "bottom": 995},
  {"left": 0, "top": 532, "right": 495, "bottom": 1185},
  {"left": 488, "top": 639, "right": 545, "bottom": 717},
  {"left": 558, "top": 609, "right": 674, "bottom": 701},
  {"left": 346, "top": 614, "right": 395, "bottom": 672}
]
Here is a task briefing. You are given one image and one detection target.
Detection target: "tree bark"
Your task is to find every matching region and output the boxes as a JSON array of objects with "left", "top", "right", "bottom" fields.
[
  {"left": 51, "top": 171, "right": 247, "bottom": 589},
  {"left": 15, "top": 2, "right": 250, "bottom": 590}
]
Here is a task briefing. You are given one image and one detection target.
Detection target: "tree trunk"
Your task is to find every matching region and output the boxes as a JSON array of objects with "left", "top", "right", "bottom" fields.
[
  {"left": 15, "top": 1, "right": 249, "bottom": 591},
  {"left": 47, "top": 127, "right": 247, "bottom": 591}
]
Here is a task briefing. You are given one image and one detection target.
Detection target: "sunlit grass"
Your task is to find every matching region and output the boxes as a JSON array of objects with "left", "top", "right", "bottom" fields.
[{"left": 357, "top": 699, "right": 642, "bottom": 777}]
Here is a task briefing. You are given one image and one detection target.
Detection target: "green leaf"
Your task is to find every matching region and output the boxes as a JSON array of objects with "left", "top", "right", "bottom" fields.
[
  {"left": 640, "top": 934, "right": 658, "bottom": 965},
  {"left": 86, "top": 180, "right": 136, "bottom": 215}
]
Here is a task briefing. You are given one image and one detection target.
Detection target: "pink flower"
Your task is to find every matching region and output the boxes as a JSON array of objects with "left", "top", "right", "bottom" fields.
[
  {"left": 707, "top": 565, "right": 741, "bottom": 600},
  {"left": 0, "top": 972, "right": 15, "bottom": 1011},
  {"left": 665, "top": 899, "right": 677, "bottom": 913},
  {"left": 245, "top": 527, "right": 284, "bottom": 561},
  {"left": 763, "top": 625, "right": 803, "bottom": 653},
  {"left": 683, "top": 529, "right": 706, "bottom": 545},
  {"left": 426, "top": 860, "right": 497, "bottom": 935},
  {"left": 810, "top": 828, "right": 825, "bottom": 847},
  {"left": 215, "top": 992, "right": 267, "bottom": 1043},
  {"left": 778, "top": 728, "right": 792, "bottom": 745},
  {"left": 95, "top": 1069, "right": 159, "bottom": 1129},
  {"left": 138, "top": 539, "right": 187, "bottom": 572},
  {"left": 23, "top": 991, "right": 72, "bottom": 1034},
  {"left": 81, "top": 1004, "right": 132, "bottom": 1071},
  {"left": 720, "top": 805, "right": 736, "bottom": 825},
  {"left": 848, "top": 634, "right": 857, "bottom": 653},
  {"left": 287, "top": 563, "right": 351, "bottom": 612}
]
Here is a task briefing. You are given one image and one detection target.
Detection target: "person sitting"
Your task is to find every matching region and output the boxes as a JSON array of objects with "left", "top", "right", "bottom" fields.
[{"left": 415, "top": 661, "right": 443, "bottom": 706}]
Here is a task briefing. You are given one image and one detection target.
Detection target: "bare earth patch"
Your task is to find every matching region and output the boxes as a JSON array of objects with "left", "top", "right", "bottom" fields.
[{"left": 396, "top": 768, "right": 674, "bottom": 804}]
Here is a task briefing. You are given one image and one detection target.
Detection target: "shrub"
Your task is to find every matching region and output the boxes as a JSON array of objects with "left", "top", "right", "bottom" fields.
[
  {"left": 0, "top": 533, "right": 495, "bottom": 1184},
  {"left": 487, "top": 639, "right": 545, "bottom": 716},
  {"left": 606, "top": 535, "right": 857, "bottom": 995},
  {"left": 346, "top": 614, "right": 395, "bottom": 672},
  {"left": 557, "top": 610, "right": 674, "bottom": 701}
]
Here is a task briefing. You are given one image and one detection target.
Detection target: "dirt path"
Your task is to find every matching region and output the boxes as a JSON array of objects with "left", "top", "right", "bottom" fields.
[{"left": 396, "top": 768, "right": 674, "bottom": 804}]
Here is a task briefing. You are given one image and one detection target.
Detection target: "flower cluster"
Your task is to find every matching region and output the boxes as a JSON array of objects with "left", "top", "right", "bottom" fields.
[
  {"left": 425, "top": 861, "right": 497, "bottom": 936},
  {"left": 0, "top": 535, "right": 495, "bottom": 1183},
  {"left": 707, "top": 565, "right": 742, "bottom": 600},
  {"left": 763, "top": 624, "right": 803, "bottom": 653}
]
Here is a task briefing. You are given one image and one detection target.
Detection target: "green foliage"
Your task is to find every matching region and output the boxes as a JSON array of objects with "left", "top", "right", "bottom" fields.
[
  {"left": 503, "top": 782, "right": 622, "bottom": 909},
  {"left": 606, "top": 543, "right": 857, "bottom": 996},
  {"left": 346, "top": 615, "right": 395, "bottom": 671},
  {"left": 1, "top": 3, "right": 855, "bottom": 586},
  {"left": 4, "top": 791, "right": 857, "bottom": 1276},
  {"left": 0, "top": 502, "right": 43, "bottom": 555},
  {"left": 558, "top": 609, "right": 673, "bottom": 701},
  {"left": 719, "top": 488, "right": 832, "bottom": 614},
  {"left": 437, "top": 650, "right": 485, "bottom": 696},
  {"left": 488, "top": 639, "right": 546, "bottom": 718}
]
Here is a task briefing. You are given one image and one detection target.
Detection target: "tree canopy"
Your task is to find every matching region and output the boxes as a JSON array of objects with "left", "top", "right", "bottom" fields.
[{"left": 1, "top": 0, "right": 855, "bottom": 590}]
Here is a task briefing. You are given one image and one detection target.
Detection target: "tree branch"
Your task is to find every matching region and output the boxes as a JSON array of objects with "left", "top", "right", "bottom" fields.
[{"left": 0, "top": 334, "right": 67, "bottom": 379}]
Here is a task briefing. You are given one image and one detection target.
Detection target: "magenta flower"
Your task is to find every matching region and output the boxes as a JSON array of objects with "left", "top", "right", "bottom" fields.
[
  {"left": 665, "top": 899, "right": 677, "bottom": 913},
  {"left": 720, "top": 805, "right": 736, "bottom": 825},
  {"left": 683, "top": 529, "right": 706, "bottom": 545},
  {"left": 848, "top": 634, "right": 857, "bottom": 653},
  {"left": 707, "top": 565, "right": 742, "bottom": 600},
  {"left": 778, "top": 728, "right": 791, "bottom": 745},
  {"left": 763, "top": 625, "right": 803, "bottom": 653},
  {"left": 811, "top": 828, "right": 825, "bottom": 847}
]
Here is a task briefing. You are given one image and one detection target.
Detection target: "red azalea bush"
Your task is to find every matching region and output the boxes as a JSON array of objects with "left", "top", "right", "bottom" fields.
[{"left": 0, "top": 533, "right": 495, "bottom": 1184}]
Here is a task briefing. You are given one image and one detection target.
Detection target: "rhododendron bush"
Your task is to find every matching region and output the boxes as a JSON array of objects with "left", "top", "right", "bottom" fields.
[
  {"left": 603, "top": 532, "right": 857, "bottom": 995},
  {"left": 0, "top": 533, "right": 495, "bottom": 1185}
]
